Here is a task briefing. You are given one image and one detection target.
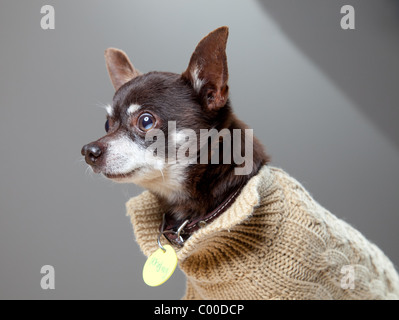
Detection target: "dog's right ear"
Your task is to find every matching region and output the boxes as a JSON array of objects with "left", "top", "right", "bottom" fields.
[
  {"left": 105, "top": 48, "right": 141, "bottom": 91},
  {"left": 182, "top": 27, "right": 229, "bottom": 111}
]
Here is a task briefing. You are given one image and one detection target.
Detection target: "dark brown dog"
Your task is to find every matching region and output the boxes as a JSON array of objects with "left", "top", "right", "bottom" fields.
[{"left": 82, "top": 26, "right": 268, "bottom": 228}]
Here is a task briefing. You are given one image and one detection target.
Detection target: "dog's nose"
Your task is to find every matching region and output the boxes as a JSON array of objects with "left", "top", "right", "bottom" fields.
[{"left": 81, "top": 143, "right": 103, "bottom": 166}]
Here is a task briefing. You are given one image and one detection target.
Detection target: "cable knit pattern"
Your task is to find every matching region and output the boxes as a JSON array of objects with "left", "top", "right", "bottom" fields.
[{"left": 126, "top": 166, "right": 399, "bottom": 299}]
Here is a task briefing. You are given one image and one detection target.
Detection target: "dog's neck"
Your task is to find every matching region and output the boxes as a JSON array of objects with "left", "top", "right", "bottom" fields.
[{"left": 151, "top": 111, "right": 269, "bottom": 224}]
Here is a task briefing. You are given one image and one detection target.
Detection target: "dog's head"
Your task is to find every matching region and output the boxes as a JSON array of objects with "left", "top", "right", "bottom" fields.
[{"left": 81, "top": 27, "right": 232, "bottom": 201}]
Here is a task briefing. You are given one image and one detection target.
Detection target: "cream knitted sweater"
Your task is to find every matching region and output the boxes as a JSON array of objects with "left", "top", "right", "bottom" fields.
[{"left": 126, "top": 166, "right": 399, "bottom": 299}]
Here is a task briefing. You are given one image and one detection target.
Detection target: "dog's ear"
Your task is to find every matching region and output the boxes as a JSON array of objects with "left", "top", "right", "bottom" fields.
[
  {"left": 182, "top": 27, "right": 229, "bottom": 110},
  {"left": 105, "top": 48, "right": 141, "bottom": 91}
]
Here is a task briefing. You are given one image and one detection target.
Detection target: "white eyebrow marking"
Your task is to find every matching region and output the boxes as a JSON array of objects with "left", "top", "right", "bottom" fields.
[
  {"left": 104, "top": 104, "right": 113, "bottom": 117},
  {"left": 127, "top": 104, "right": 142, "bottom": 115}
]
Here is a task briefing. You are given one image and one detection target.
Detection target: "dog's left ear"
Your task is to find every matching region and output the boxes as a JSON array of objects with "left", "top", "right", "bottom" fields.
[
  {"left": 105, "top": 48, "right": 142, "bottom": 91},
  {"left": 182, "top": 27, "right": 229, "bottom": 110}
]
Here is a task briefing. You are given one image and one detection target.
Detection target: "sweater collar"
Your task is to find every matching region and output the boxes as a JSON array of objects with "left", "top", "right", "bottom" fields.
[
  {"left": 160, "top": 186, "right": 244, "bottom": 247},
  {"left": 126, "top": 165, "right": 274, "bottom": 261}
]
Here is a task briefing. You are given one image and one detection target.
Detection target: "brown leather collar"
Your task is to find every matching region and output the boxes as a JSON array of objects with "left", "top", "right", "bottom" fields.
[{"left": 160, "top": 187, "right": 242, "bottom": 247}]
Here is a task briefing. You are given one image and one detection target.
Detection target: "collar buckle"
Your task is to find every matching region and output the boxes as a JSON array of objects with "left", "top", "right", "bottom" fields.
[
  {"left": 158, "top": 214, "right": 189, "bottom": 250},
  {"left": 158, "top": 187, "right": 242, "bottom": 248}
]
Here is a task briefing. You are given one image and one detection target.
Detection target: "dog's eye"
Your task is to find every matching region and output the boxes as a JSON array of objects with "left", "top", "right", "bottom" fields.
[
  {"left": 138, "top": 113, "right": 155, "bottom": 131},
  {"left": 105, "top": 119, "right": 110, "bottom": 132}
]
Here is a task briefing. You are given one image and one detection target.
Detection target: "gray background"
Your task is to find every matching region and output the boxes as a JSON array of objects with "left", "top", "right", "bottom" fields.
[{"left": 0, "top": 0, "right": 398, "bottom": 299}]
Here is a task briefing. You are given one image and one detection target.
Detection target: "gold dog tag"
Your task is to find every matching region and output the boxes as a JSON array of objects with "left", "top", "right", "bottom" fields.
[{"left": 142, "top": 245, "right": 178, "bottom": 287}]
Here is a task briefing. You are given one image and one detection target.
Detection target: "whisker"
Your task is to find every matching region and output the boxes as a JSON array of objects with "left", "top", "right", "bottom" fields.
[
  {"left": 159, "top": 168, "right": 165, "bottom": 182},
  {"left": 85, "top": 165, "right": 94, "bottom": 177}
]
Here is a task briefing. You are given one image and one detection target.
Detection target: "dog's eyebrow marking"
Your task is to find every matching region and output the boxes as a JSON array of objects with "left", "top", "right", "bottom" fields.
[
  {"left": 104, "top": 104, "right": 113, "bottom": 117},
  {"left": 127, "top": 104, "right": 142, "bottom": 115}
]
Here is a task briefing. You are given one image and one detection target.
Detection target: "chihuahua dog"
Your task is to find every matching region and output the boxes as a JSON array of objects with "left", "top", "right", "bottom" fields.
[
  {"left": 81, "top": 27, "right": 399, "bottom": 299},
  {"left": 82, "top": 26, "right": 268, "bottom": 224}
]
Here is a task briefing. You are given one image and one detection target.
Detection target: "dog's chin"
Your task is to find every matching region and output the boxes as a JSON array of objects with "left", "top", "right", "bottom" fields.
[{"left": 102, "top": 168, "right": 139, "bottom": 182}]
